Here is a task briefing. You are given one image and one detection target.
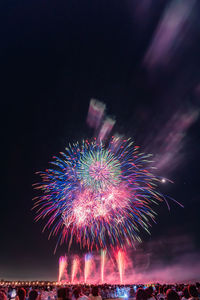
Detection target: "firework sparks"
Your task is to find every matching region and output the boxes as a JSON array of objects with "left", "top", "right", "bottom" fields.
[
  {"left": 84, "top": 253, "right": 92, "bottom": 283},
  {"left": 101, "top": 249, "right": 106, "bottom": 283},
  {"left": 34, "top": 136, "right": 175, "bottom": 251},
  {"left": 117, "top": 250, "right": 125, "bottom": 284},
  {"left": 87, "top": 99, "right": 105, "bottom": 129},
  {"left": 58, "top": 256, "right": 67, "bottom": 282},
  {"left": 71, "top": 257, "right": 79, "bottom": 283}
]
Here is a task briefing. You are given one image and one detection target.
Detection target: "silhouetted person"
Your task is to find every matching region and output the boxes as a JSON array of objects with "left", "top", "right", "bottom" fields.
[
  {"left": 146, "top": 287, "right": 155, "bottom": 300},
  {"left": 17, "top": 289, "right": 26, "bottom": 300},
  {"left": 29, "top": 290, "right": 38, "bottom": 300},
  {"left": 166, "top": 289, "right": 180, "bottom": 300},
  {"left": 73, "top": 288, "right": 81, "bottom": 300},
  {"left": 188, "top": 285, "right": 199, "bottom": 300},
  {"left": 129, "top": 288, "right": 135, "bottom": 299},
  {"left": 136, "top": 288, "right": 147, "bottom": 300},
  {"left": 57, "top": 287, "right": 70, "bottom": 300},
  {"left": 0, "top": 291, "right": 7, "bottom": 300},
  {"left": 196, "top": 283, "right": 200, "bottom": 297},
  {"left": 182, "top": 287, "right": 190, "bottom": 300},
  {"left": 89, "top": 286, "right": 102, "bottom": 300},
  {"left": 158, "top": 286, "right": 165, "bottom": 300}
]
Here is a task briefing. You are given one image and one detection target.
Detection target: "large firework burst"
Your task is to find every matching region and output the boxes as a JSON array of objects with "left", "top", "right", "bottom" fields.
[{"left": 33, "top": 137, "right": 166, "bottom": 251}]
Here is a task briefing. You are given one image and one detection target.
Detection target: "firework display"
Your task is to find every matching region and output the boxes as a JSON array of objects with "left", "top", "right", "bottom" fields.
[
  {"left": 116, "top": 250, "right": 125, "bottom": 285},
  {"left": 33, "top": 136, "right": 167, "bottom": 251},
  {"left": 71, "top": 257, "right": 79, "bottom": 283},
  {"left": 58, "top": 256, "right": 67, "bottom": 282},
  {"left": 101, "top": 250, "right": 106, "bottom": 283}
]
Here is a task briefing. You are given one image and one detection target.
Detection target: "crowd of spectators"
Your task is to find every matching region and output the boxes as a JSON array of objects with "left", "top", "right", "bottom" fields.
[{"left": 0, "top": 283, "right": 199, "bottom": 300}]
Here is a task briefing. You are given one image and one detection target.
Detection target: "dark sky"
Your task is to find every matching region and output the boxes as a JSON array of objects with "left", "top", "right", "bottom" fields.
[{"left": 1, "top": 0, "right": 200, "bottom": 281}]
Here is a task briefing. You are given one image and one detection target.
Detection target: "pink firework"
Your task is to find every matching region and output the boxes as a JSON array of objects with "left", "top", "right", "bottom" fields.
[
  {"left": 58, "top": 256, "right": 67, "bottom": 282},
  {"left": 84, "top": 254, "right": 92, "bottom": 283},
  {"left": 101, "top": 250, "right": 106, "bottom": 283},
  {"left": 71, "top": 256, "right": 79, "bottom": 283},
  {"left": 116, "top": 250, "right": 125, "bottom": 284},
  {"left": 34, "top": 137, "right": 181, "bottom": 251},
  {"left": 70, "top": 185, "right": 130, "bottom": 225}
]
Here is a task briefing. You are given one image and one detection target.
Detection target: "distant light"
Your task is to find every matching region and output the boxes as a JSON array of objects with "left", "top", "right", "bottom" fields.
[{"left": 161, "top": 178, "right": 166, "bottom": 183}]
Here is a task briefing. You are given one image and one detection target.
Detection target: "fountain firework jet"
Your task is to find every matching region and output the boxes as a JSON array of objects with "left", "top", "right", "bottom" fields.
[
  {"left": 101, "top": 250, "right": 106, "bottom": 283},
  {"left": 117, "top": 250, "right": 125, "bottom": 284},
  {"left": 71, "top": 257, "right": 79, "bottom": 283},
  {"left": 58, "top": 256, "right": 67, "bottom": 282},
  {"left": 84, "top": 254, "right": 92, "bottom": 283}
]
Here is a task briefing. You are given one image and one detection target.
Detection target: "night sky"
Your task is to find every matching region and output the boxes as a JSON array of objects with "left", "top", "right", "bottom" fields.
[{"left": 1, "top": 0, "right": 200, "bottom": 281}]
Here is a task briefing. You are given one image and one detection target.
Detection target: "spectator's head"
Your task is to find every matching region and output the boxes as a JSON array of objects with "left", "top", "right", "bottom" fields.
[
  {"left": 196, "top": 283, "right": 200, "bottom": 294},
  {"left": 182, "top": 287, "right": 189, "bottom": 299},
  {"left": 159, "top": 287, "right": 164, "bottom": 294},
  {"left": 136, "top": 288, "right": 147, "bottom": 300},
  {"left": 188, "top": 285, "right": 198, "bottom": 298},
  {"left": 57, "top": 288, "right": 70, "bottom": 300},
  {"left": 0, "top": 291, "right": 7, "bottom": 300},
  {"left": 91, "top": 286, "right": 99, "bottom": 297},
  {"left": 29, "top": 290, "right": 38, "bottom": 300},
  {"left": 129, "top": 288, "right": 135, "bottom": 297},
  {"left": 146, "top": 287, "right": 154, "bottom": 298},
  {"left": 17, "top": 288, "right": 26, "bottom": 300},
  {"left": 166, "top": 289, "right": 180, "bottom": 300},
  {"left": 73, "top": 288, "right": 81, "bottom": 299}
]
